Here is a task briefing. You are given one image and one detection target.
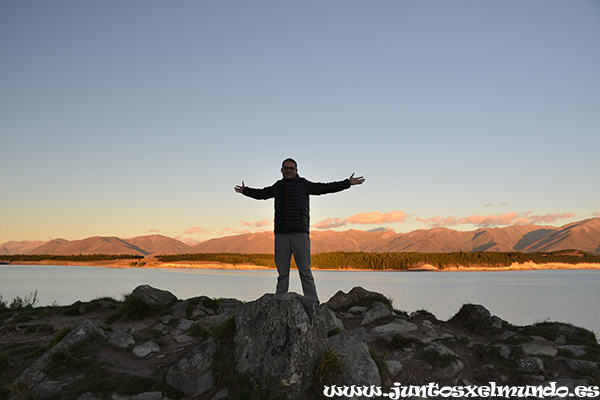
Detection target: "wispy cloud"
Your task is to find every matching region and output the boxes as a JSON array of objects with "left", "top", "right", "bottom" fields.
[
  {"left": 483, "top": 202, "right": 509, "bottom": 208},
  {"left": 417, "top": 212, "right": 576, "bottom": 228},
  {"left": 148, "top": 229, "right": 161, "bottom": 233},
  {"left": 241, "top": 219, "right": 271, "bottom": 228},
  {"left": 314, "top": 210, "right": 577, "bottom": 230},
  {"left": 184, "top": 226, "right": 209, "bottom": 235},
  {"left": 314, "top": 210, "right": 409, "bottom": 229},
  {"left": 593, "top": 211, "right": 600, "bottom": 217}
]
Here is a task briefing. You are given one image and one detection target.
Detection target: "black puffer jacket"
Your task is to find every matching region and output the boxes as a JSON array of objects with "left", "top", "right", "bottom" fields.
[{"left": 242, "top": 175, "right": 351, "bottom": 234}]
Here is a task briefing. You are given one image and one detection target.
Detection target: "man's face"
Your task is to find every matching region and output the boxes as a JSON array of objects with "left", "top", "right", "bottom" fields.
[{"left": 281, "top": 161, "right": 298, "bottom": 179}]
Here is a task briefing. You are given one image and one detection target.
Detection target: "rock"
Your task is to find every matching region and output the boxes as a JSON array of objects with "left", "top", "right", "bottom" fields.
[
  {"left": 166, "top": 338, "right": 217, "bottom": 397},
  {"left": 133, "top": 341, "right": 160, "bottom": 358},
  {"left": 15, "top": 321, "right": 107, "bottom": 392},
  {"left": 212, "top": 388, "right": 229, "bottom": 400},
  {"left": 419, "top": 342, "right": 464, "bottom": 379},
  {"left": 449, "top": 304, "right": 503, "bottom": 333},
  {"left": 130, "top": 392, "right": 164, "bottom": 400},
  {"left": 520, "top": 337, "right": 558, "bottom": 357},
  {"left": 108, "top": 330, "right": 135, "bottom": 348},
  {"left": 564, "top": 358, "right": 598, "bottom": 372},
  {"left": 368, "top": 320, "right": 418, "bottom": 342},
  {"left": 494, "top": 344, "right": 511, "bottom": 360},
  {"left": 131, "top": 285, "right": 177, "bottom": 306},
  {"left": 176, "top": 318, "right": 193, "bottom": 331},
  {"left": 361, "top": 301, "right": 394, "bottom": 326},
  {"left": 77, "top": 393, "right": 100, "bottom": 400},
  {"left": 174, "top": 334, "right": 193, "bottom": 344},
  {"left": 558, "top": 345, "right": 587, "bottom": 357},
  {"left": 385, "top": 360, "right": 403, "bottom": 376},
  {"left": 234, "top": 293, "right": 330, "bottom": 399},
  {"left": 326, "top": 286, "right": 392, "bottom": 311},
  {"left": 517, "top": 357, "right": 544, "bottom": 373},
  {"left": 328, "top": 328, "right": 381, "bottom": 390},
  {"left": 321, "top": 306, "right": 344, "bottom": 334},
  {"left": 76, "top": 393, "right": 100, "bottom": 400},
  {"left": 349, "top": 306, "right": 368, "bottom": 314}
]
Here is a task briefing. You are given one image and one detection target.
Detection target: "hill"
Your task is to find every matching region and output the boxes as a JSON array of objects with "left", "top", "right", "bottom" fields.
[{"left": 2, "top": 217, "right": 599, "bottom": 255}]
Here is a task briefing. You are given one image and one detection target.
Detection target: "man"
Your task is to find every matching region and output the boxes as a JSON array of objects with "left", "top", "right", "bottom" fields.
[{"left": 234, "top": 158, "right": 365, "bottom": 304}]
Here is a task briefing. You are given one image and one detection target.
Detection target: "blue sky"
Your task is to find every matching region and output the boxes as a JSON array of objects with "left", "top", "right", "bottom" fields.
[{"left": 1, "top": 0, "right": 599, "bottom": 244}]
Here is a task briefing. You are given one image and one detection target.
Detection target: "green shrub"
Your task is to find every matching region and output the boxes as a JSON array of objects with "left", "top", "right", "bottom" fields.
[{"left": 8, "top": 291, "right": 39, "bottom": 309}]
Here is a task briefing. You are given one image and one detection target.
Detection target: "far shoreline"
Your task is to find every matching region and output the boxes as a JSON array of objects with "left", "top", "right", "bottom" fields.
[{"left": 5, "top": 259, "right": 600, "bottom": 272}]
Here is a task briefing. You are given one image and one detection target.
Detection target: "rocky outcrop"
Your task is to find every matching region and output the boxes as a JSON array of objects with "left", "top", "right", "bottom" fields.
[
  {"left": 1, "top": 285, "right": 598, "bottom": 400},
  {"left": 234, "top": 293, "right": 331, "bottom": 398}
]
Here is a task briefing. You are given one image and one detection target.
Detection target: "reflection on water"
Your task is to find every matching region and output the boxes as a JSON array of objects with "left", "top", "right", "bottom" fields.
[{"left": 1, "top": 266, "right": 599, "bottom": 336}]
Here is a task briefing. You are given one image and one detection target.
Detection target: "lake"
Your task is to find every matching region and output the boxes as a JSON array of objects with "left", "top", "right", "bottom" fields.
[{"left": 1, "top": 265, "right": 599, "bottom": 337}]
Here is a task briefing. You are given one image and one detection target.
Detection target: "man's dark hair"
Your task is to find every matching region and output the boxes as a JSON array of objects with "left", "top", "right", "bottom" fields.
[{"left": 282, "top": 158, "right": 297, "bottom": 168}]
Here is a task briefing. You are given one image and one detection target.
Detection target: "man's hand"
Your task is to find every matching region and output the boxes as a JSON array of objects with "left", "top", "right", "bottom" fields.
[
  {"left": 234, "top": 181, "right": 245, "bottom": 193},
  {"left": 349, "top": 173, "right": 365, "bottom": 186}
]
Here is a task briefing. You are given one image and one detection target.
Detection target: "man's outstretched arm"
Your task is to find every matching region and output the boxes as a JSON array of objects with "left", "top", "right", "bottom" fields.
[
  {"left": 306, "top": 173, "right": 365, "bottom": 195},
  {"left": 234, "top": 181, "right": 275, "bottom": 200}
]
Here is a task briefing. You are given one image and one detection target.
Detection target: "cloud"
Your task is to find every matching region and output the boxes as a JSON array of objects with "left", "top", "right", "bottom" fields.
[
  {"left": 483, "top": 202, "right": 509, "bottom": 208},
  {"left": 314, "top": 218, "right": 346, "bottom": 229},
  {"left": 418, "top": 212, "right": 576, "bottom": 228},
  {"left": 184, "top": 227, "right": 208, "bottom": 235},
  {"left": 314, "top": 210, "right": 408, "bottom": 229},
  {"left": 148, "top": 229, "right": 161, "bottom": 233},
  {"left": 347, "top": 210, "right": 408, "bottom": 225},
  {"left": 240, "top": 219, "right": 271, "bottom": 228},
  {"left": 593, "top": 211, "right": 600, "bottom": 217}
]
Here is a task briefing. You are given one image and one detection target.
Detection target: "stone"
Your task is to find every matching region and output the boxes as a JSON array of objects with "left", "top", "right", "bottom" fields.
[
  {"left": 176, "top": 318, "right": 193, "bottom": 331},
  {"left": 385, "top": 360, "right": 403, "bottom": 376},
  {"left": 517, "top": 357, "right": 544, "bottom": 373},
  {"left": 174, "top": 334, "right": 193, "bottom": 344},
  {"left": 361, "top": 301, "right": 394, "bottom": 326},
  {"left": 327, "top": 328, "right": 381, "bottom": 389},
  {"left": 166, "top": 338, "right": 217, "bottom": 397},
  {"left": 419, "top": 342, "right": 464, "bottom": 379},
  {"left": 131, "top": 285, "right": 177, "bottom": 306},
  {"left": 449, "top": 304, "right": 503, "bottom": 333},
  {"left": 326, "top": 286, "right": 392, "bottom": 311},
  {"left": 558, "top": 345, "right": 586, "bottom": 357},
  {"left": 108, "top": 330, "right": 135, "bottom": 349},
  {"left": 564, "top": 358, "right": 598, "bottom": 372},
  {"left": 349, "top": 306, "right": 368, "bottom": 314},
  {"left": 368, "top": 320, "right": 418, "bottom": 342},
  {"left": 234, "top": 293, "right": 330, "bottom": 399},
  {"left": 496, "top": 345, "right": 511, "bottom": 360},
  {"left": 76, "top": 393, "right": 100, "bottom": 400},
  {"left": 15, "top": 321, "right": 107, "bottom": 393},
  {"left": 130, "top": 392, "right": 164, "bottom": 400},
  {"left": 212, "top": 388, "right": 229, "bottom": 400},
  {"left": 520, "top": 337, "right": 558, "bottom": 357},
  {"left": 133, "top": 341, "right": 160, "bottom": 358},
  {"left": 323, "top": 306, "right": 344, "bottom": 333}
]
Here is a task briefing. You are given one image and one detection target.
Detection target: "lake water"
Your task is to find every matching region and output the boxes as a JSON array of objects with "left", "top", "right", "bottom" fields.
[{"left": 1, "top": 265, "right": 599, "bottom": 337}]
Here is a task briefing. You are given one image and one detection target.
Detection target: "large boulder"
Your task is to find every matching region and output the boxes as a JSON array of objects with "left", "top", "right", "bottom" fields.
[
  {"left": 234, "top": 293, "right": 331, "bottom": 398},
  {"left": 326, "top": 286, "right": 392, "bottom": 312},
  {"left": 131, "top": 285, "right": 177, "bottom": 306},
  {"left": 449, "top": 303, "right": 503, "bottom": 333}
]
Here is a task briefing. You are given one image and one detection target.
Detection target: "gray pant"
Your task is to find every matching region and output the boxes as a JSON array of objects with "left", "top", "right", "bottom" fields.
[{"left": 274, "top": 232, "right": 319, "bottom": 304}]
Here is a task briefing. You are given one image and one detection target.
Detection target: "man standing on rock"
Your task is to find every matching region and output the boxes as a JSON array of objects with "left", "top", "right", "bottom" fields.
[{"left": 235, "top": 158, "right": 365, "bottom": 305}]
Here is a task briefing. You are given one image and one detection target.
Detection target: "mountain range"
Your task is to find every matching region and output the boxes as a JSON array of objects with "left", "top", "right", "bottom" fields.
[{"left": 2, "top": 218, "right": 599, "bottom": 256}]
